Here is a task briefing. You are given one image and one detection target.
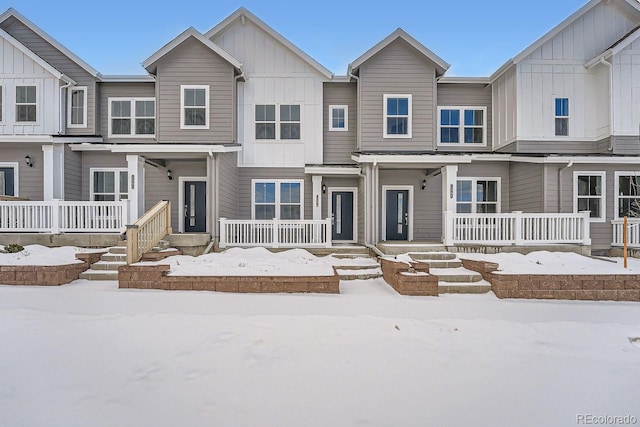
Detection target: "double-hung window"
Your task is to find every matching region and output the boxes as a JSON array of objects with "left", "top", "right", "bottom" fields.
[
  {"left": 384, "top": 95, "right": 411, "bottom": 138},
  {"left": 254, "top": 104, "right": 300, "bottom": 140},
  {"left": 456, "top": 178, "right": 500, "bottom": 213},
  {"left": 555, "top": 98, "right": 569, "bottom": 136},
  {"left": 615, "top": 172, "right": 640, "bottom": 219},
  {"left": 181, "top": 85, "right": 209, "bottom": 129},
  {"left": 574, "top": 172, "right": 605, "bottom": 221},
  {"left": 16, "top": 85, "right": 37, "bottom": 122},
  {"left": 252, "top": 180, "right": 303, "bottom": 220},
  {"left": 438, "top": 107, "right": 486, "bottom": 145},
  {"left": 109, "top": 98, "right": 155, "bottom": 137},
  {"left": 68, "top": 87, "right": 87, "bottom": 128},
  {"left": 91, "top": 169, "right": 128, "bottom": 201},
  {"left": 329, "top": 105, "right": 348, "bottom": 131}
]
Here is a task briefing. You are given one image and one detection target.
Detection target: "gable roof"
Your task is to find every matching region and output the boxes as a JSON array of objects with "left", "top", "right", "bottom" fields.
[
  {"left": 585, "top": 25, "right": 640, "bottom": 66},
  {"left": 0, "top": 7, "right": 101, "bottom": 80},
  {"left": 143, "top": 27, "right": 243, "bottom": 74},
  {"left": 348, "top": 28, "right": 449, "bottom": 76},
  {"left": 204, "top": 7, "right": 333, "bottom": 79},
  {"left": 491, "top": 0, "right": 640, "bottom": 80},
  {"left": 0, "top": 27, "right": 74, "bottom": 84}
]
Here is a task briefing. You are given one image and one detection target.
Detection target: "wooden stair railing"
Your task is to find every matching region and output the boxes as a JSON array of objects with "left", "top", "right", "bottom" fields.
[{"left": 126, "top": 201, "right": 172, "bottom": 264}]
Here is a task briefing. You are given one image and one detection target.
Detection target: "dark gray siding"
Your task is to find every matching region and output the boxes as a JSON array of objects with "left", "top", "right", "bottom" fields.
[
  {"left": 2, "top": 143, "right": 44, "bottom": 200},
  {"left": 359, "top": 39, "right": 436, "bottom": 151},
  {"left": 509, "top": 163, "right": 543, "bottom": 212},
  {"left": 612, "top": 136, "right": 640, "bottom": 155},
  {"left": 155, "top": 38, "right": 235, "bottom": 143},
  {"left": 458, "top": 162, "right": 510, "bottom": 212},
  {"left": 436, "top": 83, "right": 492, "bottom": 152},
  {"left": 217, "top": 153, "right": 238, "bottom": 219},
  {"left": 1, "top": 16, "right": 98, "bottom": 135},
  {"left": 63, "top": 145, "right": 82, "bottom": 201},
  {"left": 323, "top": 83, "right": 357, "bottom": 164},
  {"left": 99, "top": 82, "right": 156, "bottom": 143}
]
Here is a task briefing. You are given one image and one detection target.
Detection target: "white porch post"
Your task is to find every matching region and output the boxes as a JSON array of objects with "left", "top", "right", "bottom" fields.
[
  {"left": 42, "top": 145, "right": 64, "bottom": 200},
  {"left": 126, "top": 154, "right": 145, "bottom": 222},
  {"left": 441, "top": 165, "right": 458, "bottom": 244},
  {"left": 312, "top": 175, "right": 322, "bottom": 221},
  {"left": 207, "top": 154, "right": 217, "bottom": 238}
]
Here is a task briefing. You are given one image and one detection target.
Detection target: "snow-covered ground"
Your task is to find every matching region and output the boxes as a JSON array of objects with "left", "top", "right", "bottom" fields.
[
  {"left": 0, "top": 244, "right": 101, "bottom": 266},
  {"left": 1, "top": 279, "right": 638, "bottom": 427}
]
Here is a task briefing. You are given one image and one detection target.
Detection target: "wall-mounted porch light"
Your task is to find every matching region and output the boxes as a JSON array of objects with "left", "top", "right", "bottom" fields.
[
  {"left": 322, "top": 184, "right": 326, "bottom": 194},
  {"left": 167, "top": 170, "right": 173, "bottom": 181},
  {"left": 421, "top": 179, "right": 427, "bottom": 190},
  {"left": 24, "top": 155, "right": 33, "bottom": 168}
]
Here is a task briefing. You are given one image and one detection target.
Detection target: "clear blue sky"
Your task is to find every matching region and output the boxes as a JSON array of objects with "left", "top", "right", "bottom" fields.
[{"left": 9, "top": 0, "right": 589, "bottom": 76}]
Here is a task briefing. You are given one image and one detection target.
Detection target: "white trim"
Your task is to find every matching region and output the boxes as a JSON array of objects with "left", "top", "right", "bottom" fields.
[
  {"left": 328, "top": 105, "right": 348, "bottom": 131},
  {"left": 455, "top": 177, "right": 502, "bottom": 214},
  {"left": 0, "top": 83, "right": 3, "bottom": 124},
  {"left": 327, "top": 187, "right": 358, "bottom": 243},
  {"left": 69, "top": 143, "right": 242, "bottom": 153},
  {"left": 67, "top": 86, "right": 87, "bottom": 128},
  {"left": 304, "top": 166, "right": 361, "bottom": 176},
  {"left": 180, "top": 85, "right": 210, "bottom": 130},
  {"left": 253, "top": 103, "right": 302, "bottom": 141},
  {"left": 178, "top": 176, "right": 207, "bottom": 233},
  {"left": 381, "top": 185, "right": 414, "bottom": 241},
  {"left": 573, "top": 171, "right": 606, "bottom": 223},
  {"left": 437, "top": 106, "right": 488, "bottom": 146},
  {"left": 613, "top": 171, "right": 640, "bottom": 220},
  {"left": 0, "top": 162, "right": 19, "bottom": 197},
  {"left": 383, "top": 94, "right": 412, "bottom": 138},
  {"left": 14, "top": 83, "right": 39, "bottom": 124},
  {"left": 107, "top": 97, "right": 156, "bottom": 138},
  {"left": 250, "top": 179, "right": 305, "bottom": 220}
]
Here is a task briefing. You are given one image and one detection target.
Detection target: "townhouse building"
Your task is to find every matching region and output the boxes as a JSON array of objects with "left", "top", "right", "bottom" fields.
[{"left": 1, "top": 0, "right": 640, "bottom": 255}]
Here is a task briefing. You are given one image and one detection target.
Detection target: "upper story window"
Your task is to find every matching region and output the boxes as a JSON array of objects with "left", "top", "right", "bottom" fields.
[
  {"left": 383, "top": 95, "right": 411, "bottom": 138},
  {"left": 68, "top": 87, "right": 87, "bottom": 128},
  {"left": 574, "top": 172, "right": 605, "bottom": 222},
  {"left": 555, "top": 98, "right": 569, "bottom": 136},
  {"left": 255, "top": 104, "right": 301, "bottom": 140},
  {"left": 438, "top": 107, "right": 486, "bottom": 145},
  {"left": 329, "top": 105, "right": 348, "bottom": 131},
  {"left": 181, "top": 85, "right": 209, "bottom": 129},
  {"left": 614, "top": 172, "right": 640, "bottom": 219},
  {"left": 108, "top": 98, "right": 155, "bottom": 137},
  {"left": 252, "top": 179, "right": 303, "bottom": 219},
  {"left": 456, "top": 178, "right": 500, "bottom": 213},
  {"left": 15, "top": 85, "right": 37, "bottom": 123}
]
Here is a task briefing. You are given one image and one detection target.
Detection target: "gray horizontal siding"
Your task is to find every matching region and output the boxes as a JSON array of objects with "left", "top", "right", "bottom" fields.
[
  {"left": 1, "top": 143, "right": 44, "bottom": 200},
  {"left": 64, "top": 145, "right": 81, "bottom": 201},
  {"left": 436, "top": 83, "right": 492, "bottom": 152},
  {"left": 509, "top": 163, "right": 543, "bottom": 212},
  {"left": 323, "top": 83, "right": 357, "bottom": 164},
  {"left": 99, "top": 82, "right": 156, "bottom": 143},
  {"left": 217, "top": 152, "right": 238, "bottom": 219},
  {"left": 612, "top": 136, "right": 640, "bottom": 155},
  {"left": 156, "top": 37, "right": 235, "bottom": 144},
  {"left": 359, "top": 39, "right": 435, "bottom": 151}
]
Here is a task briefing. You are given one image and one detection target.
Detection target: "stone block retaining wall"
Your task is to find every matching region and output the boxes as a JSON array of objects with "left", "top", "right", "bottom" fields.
[
  {"left": 0, "top": 252, "right": 104, "bottom": 286},
  {"left": 379, "top": 258, "right": 438, "bottom": 296},
  {"left": 461, "top": 259, "right": 640, "bottom": 301}
]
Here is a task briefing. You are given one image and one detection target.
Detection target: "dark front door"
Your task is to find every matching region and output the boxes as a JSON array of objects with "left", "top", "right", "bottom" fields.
[
  {"left": 331, "top": 191, "right": 354, "bottom": 241},
  {"left": 184, "top": 181, "right": 206, "bottom": 232},
  {"left": 386, "top": 189, "right": 409, "bottom": 240},
  {"left": 0, "top": 167, "right": 15, "bottom": 196}
]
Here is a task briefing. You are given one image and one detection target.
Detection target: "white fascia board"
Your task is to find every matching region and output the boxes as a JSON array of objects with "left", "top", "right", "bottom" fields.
[
  {"left": 52, "top": 137, "right": 104, "bottom": 144},
  {"left": 351, "top": 154, "right": 474, "bottom": 164},
  {"left": 107, "top": 144, "right": 242, "bottom": 154},
  {"left": 510, "top": 156, "right": 640, "bottom": 164},
  {"left": 0, "top": 135, "right": 54, "bottom": 143},
  {"left": 438, "top": 77, "right": 491, "bottom": 84},
  {"left": 304, "top": 166, "right": 361, "bottom": 175},
  {"left": 0, "top": 8, "right": 102, "bottom": 79},
  {"left": 68, "top": 144, "right": 111, "bottom": 151},
  {"left": 204, "top": 7, "right": 333, "bottom": 79},
  {"left": 100, "top": 75, "right": 156, "bottom": 83}
]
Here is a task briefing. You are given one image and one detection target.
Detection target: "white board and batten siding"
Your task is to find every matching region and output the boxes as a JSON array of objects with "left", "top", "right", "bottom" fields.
[
  {"left": 211, "top": 19, "right": 325, "bottom": 168},
  {"left": 492, "top": 66, "right": 518, "bottom": 149},
  {"left": 612, "top": 37, "right": 640, "bottom": 138},
  {"left": 0, "top": 35, "right": 60, "bottom": 135}
]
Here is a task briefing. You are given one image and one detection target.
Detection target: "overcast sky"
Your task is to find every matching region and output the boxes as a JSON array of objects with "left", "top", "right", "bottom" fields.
[{"left": 8, "top": 0, "right": 589, "bottom": 76}]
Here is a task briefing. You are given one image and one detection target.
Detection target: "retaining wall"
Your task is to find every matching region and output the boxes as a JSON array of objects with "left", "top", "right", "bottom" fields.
[
  {"left": 0, "top": 251, "right": 104, "bottom": 286},
  {"left": 379, "top": 258, "right": 438, "bottom": 296}
]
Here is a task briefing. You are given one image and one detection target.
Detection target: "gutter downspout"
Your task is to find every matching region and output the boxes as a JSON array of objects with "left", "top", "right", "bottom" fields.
[
  {"left": 349, "top": 72, "right": 361, "bottom": 150},
  {"left": 558, "top": 160, "right": 574, "bottom": 212},
  {"left": 599, "top": 57, "right": 614, "bottom": 151},
  {"left": 59, "top": 79, "right": 75, "bottom": 135}
]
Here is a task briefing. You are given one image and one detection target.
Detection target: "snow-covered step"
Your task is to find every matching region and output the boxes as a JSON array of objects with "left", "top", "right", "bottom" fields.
[
  {"left": 417, "top": 259, "right": 463, "bottom": 268},
  {"left": 100, "top": 253, "right": 127, "bottom": 262},
  {"left": 91, "top": 261, "right": 126, "bottom": 271},
  {"left": 377, "top": 242, "right": 447, "bottom": 255},
  {"left": 330, "top": 253, "right": 372, "bottom": 259},
  {"left": 429, "top": 267, "right": 483, "bottom": 283},
  {"left": 408, "top": 251, "right": 457, "bottom": 261},
  {"left": 438, "top": 280, "right": 492, "bottom": 294},
  {"left": 107, "top": 246, "right": 127, "bottom": 255},
  {"left": 79, "top": 269, "right": 119, "bottom": 281},
  {"left": 336, "top": 267, "right": 383, "bottom": 280}
]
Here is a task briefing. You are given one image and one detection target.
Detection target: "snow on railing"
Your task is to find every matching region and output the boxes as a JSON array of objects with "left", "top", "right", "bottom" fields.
[
  {"left": 0, "top": 200, "right": 129, "bottom": 233},
  {"left": 219, "top": 218, "right": 332, "bottom": 248},
  {"left": 444, "top": 211, "right": 591, "bottom": 246},
  {"left": 611, "top": 218, "right": 640, "bottom": 248}
]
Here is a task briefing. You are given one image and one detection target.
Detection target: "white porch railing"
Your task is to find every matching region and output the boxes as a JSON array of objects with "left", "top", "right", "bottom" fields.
[
  {"left": 219, "top": 218, "right": 332, "bottom": 248},
  {"left": 0, "top": 200, "right": 129, "bottom": 233},
  {"left": 444, "top": 211, "right": 591, "bottom": 246},
  {"left": 611, "top": 218, "right": 640, "bottom": 248}
]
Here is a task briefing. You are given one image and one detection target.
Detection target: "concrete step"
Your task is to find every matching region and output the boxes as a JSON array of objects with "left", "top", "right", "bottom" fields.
[
  {"left": 429, "top": 267, "right": 483, "bottom": 283},
  {"left": 100, "top": 253, "right": 127, "bottom": 262},
  {"left": 408, "top": 251, "right": 457, "bottom": 261},
  {"left": 91, "top": 261, "right": 126, "bottom": 271},
  {"left": 330, "top": 253, "right": 372, "bottom": 259},
  {"left": 377, "top": 242, "right": 446, "bottom": 255},
  {"left": 333, "top": 263, "right": 380, "bottom": 271},
  {"left": 438, "top": 280, "right": 492, "bottom": 294},
  {"left": 336, "top": 267, "right": 383, "bottom": 280},
  {"left": 79, "top": 269, "right": 119, "bottom": 281},
  {"left": 418, "top": 259, "right": 463, "bottom": 268},
  {"left": 108, "top": 246, "right": 127, "bottom": 254}
]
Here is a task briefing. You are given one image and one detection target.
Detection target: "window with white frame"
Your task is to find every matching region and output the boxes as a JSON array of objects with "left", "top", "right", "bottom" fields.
[
  {"left": 438, "top": 107, "right": 486, "bottom": 144},
  {"left": 456, "top": 178, "right": 500, "bottom": 213},
  {"left": 252, "top": 180, "right": 303, "bottom": 220},
  {"left": 68, "top": 87, "right": 87, "bottom": 128},
  {"left": 15, "top": 85, "right": 37, "bottom": 122},
  {"left": 91, "top": 169, "right": 128, "bottom": 201},
  {"left": 574, "top": 172, "right": 605, "bottom": 221},
  {"left": 181, "top": 85, "right": 209, "bottom": 129},
  {"left": 615, "top": 172, "right": 640, "bottom": 219},
  {"left": 384, "top": 95, "right": 411, "bottom": 137},
  {"left": 254, "top": 104, "right": 300, "bottom": 140},
  {"left": 329, "top": 105, "right": 348, "bottom": 131},
  {"left": 555, "top": 98, "right": 569, "bottom": 136},
  {"left": 109, "top": 98, "right": 155, "bottom": 137}
]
